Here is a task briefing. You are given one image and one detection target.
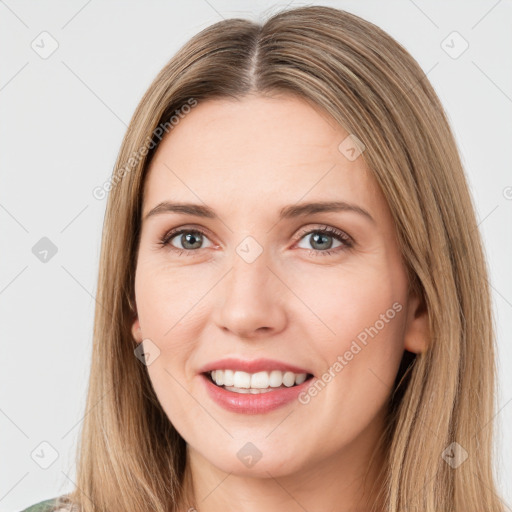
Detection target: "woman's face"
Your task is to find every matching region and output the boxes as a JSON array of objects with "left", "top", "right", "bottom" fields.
[{"left": 131, "top": 94, "right": 427, "bottom": 479}]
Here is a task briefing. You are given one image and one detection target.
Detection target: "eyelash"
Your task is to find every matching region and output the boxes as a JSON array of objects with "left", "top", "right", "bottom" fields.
[{"left": 157, "top": 225, "right": 354, "bottom": 258}]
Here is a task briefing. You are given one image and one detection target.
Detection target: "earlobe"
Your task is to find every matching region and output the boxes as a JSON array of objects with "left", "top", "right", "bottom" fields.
[
  {"left": 403, "top": 289, "right": 430, "bottom": 354},
  {"left": 131, "top": 317, "right": 143, "bottom": 343}
]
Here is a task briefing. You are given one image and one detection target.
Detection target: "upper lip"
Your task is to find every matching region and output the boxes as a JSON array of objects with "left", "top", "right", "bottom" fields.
[{"left": 198, "top": 357, "right": 313, "bottom": 376}]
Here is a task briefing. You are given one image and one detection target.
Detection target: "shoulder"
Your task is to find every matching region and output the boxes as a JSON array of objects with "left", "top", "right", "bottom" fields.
[{"left": 20, "top": 496, "right": 75, "bottom": 512}]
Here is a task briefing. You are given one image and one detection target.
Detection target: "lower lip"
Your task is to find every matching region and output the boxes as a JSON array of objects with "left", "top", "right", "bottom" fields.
[{"left": 200, "top": 373, "right": 314, "bottom": 414}]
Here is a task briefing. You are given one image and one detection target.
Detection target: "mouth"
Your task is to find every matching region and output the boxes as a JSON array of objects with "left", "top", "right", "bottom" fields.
[{"left": 202, "top": 369, "right": 315, "bottom": 394}]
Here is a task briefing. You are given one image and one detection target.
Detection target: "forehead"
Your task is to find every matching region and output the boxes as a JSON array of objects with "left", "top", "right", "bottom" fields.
[{"left": 142, "top": 95, "right": 382, "bottom": 216}]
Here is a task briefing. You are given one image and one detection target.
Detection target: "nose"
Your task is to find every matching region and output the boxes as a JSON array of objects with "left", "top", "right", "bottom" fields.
[{"left": 212, "top": 248, "right": 288, "bottom": 340}]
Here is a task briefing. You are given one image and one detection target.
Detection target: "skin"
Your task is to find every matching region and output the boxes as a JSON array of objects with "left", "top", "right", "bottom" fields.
[{"left": 131, "top": 94, "right": 429, "bottom": 512}]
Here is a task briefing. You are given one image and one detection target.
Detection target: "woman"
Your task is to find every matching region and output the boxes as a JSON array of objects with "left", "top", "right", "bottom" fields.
[{"left": 22, "top": 5, "right": 507, "bottom": 512}]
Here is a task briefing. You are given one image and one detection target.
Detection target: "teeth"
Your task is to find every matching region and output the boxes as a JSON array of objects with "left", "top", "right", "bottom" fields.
[
  {"left": 269, "top": 370, "right": 283, "bottom": 387},
  {"left": 209, "top": 369, "right": 309, "bottom": 389},
  {"left": 223, "top": 369, "right": 234, "bottom": 386},
  {"left": 233, "top": 371, "right": 251, "bottom": 388}
]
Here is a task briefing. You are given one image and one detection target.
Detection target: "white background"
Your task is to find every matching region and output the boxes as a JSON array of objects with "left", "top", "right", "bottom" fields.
[{"left": 1, "top": 1, "right": 511, "bottom": 510}]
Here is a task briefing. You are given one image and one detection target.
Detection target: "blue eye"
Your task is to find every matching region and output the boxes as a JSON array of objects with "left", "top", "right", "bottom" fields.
[
  {"left": 158, "top": 226, "right": 353, "bottom": 257},
  {"left": 160, "top": 229, "right": 214, "bottom": 253},
  {"left": 296, "top": 226, "right": 353, "bottom": 256}
]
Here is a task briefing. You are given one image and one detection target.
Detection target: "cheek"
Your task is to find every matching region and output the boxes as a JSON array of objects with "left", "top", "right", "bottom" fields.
[
  {"left": 134, "top": 261, "right": 206, "bottom": 437},
  {"left": 134, "top": 257, "right": 213, "bottom": 339},
  {"left": 291, "top": 259, "right": 403, "bottom": 341},
  {"left": 133, "top": 262, "right": 201, "bottom": 409},
  {"left": 292, "top": 272, "right": 406, "bottom": 450},
  {"left": 146, "top": 362, "right": 207, "bottom": 447},
  {"left": 292, "top": 263, "right": 407, "bottom": 396}
]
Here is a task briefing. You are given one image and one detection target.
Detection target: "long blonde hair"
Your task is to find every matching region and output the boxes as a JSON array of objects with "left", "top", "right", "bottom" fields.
[{"left": 61, "top": 6, "right": 506, "bottom": 511}]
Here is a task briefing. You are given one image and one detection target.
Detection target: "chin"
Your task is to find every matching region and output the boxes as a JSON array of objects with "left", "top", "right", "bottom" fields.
[{"left": 196, "top": 440, "right": 308, "bottom": 478}]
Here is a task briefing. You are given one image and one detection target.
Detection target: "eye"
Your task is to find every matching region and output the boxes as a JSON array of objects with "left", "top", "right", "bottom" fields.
[
  {"left": 295, "top": 226, "right": 353, "bottom": 257},
  {"left": 158, "top": 228, "right": 214, "bottom": 254}
]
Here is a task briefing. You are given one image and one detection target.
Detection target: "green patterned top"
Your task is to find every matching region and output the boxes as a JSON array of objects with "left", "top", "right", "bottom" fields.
[{"left": 20, "top": 497, "right": 66, "bottom": 512}]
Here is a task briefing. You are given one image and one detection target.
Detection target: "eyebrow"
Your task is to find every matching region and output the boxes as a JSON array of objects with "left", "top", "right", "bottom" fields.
[{"left": 143, "top": 200, "right": 375, "bottom": 224}]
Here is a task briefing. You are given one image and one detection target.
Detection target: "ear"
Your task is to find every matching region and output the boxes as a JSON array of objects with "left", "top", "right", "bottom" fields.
[
  {"left": 403, "top": 287, "right": 429, "bottom": 354},
  {"left": 131, "top": 315, "right": 143, "bottom": 344}
]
